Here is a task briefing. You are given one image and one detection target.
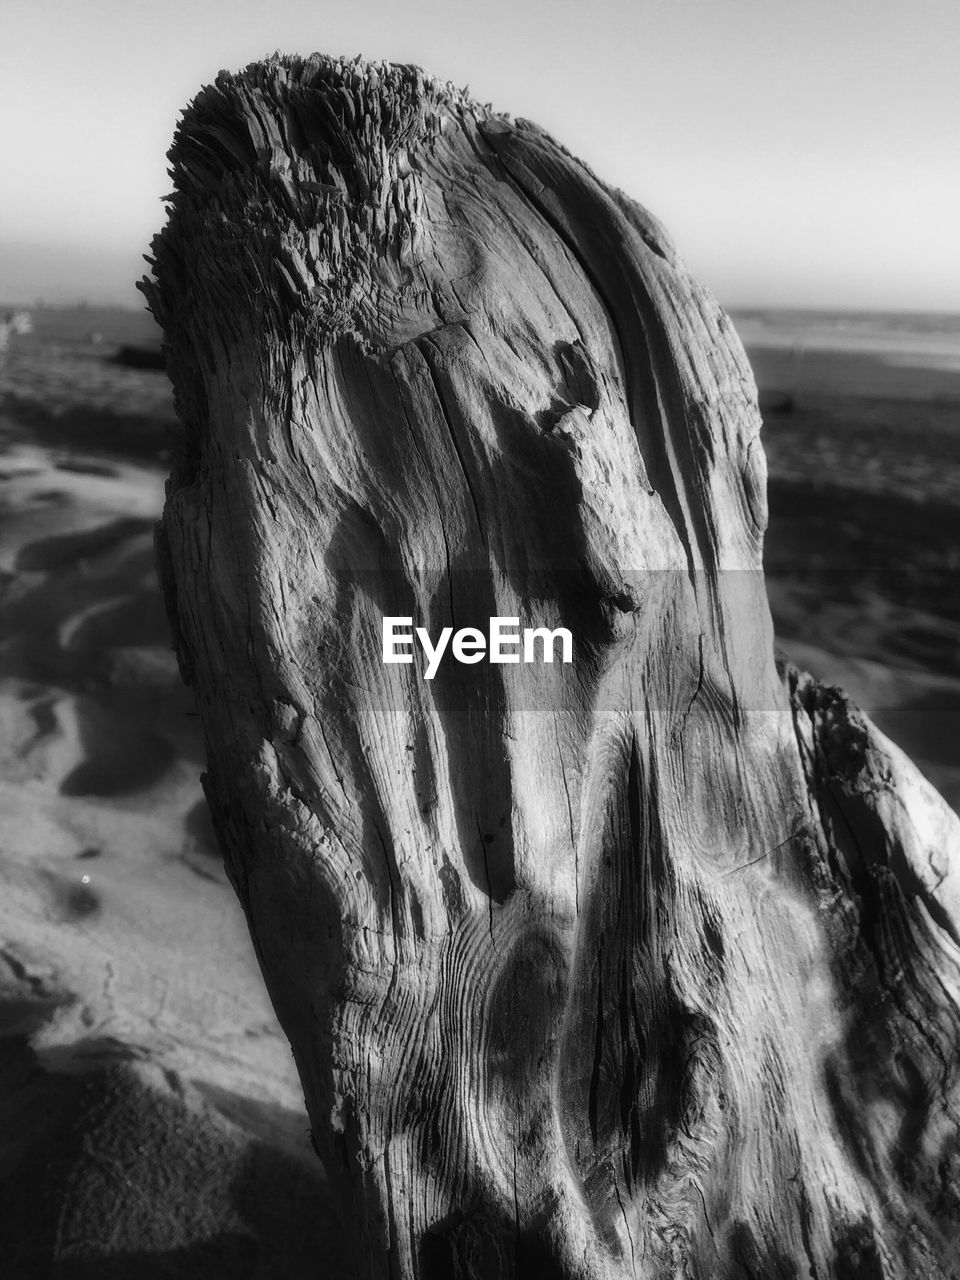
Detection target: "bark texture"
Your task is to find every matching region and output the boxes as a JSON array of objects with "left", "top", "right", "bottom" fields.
[{"left": 143, "top": 55, "right": 960, "bottom": 1280}]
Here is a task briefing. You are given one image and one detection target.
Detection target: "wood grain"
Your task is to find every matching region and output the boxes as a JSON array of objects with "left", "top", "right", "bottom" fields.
[{"left": 142, "top": 54, "right": 960, "bottom": 1279}]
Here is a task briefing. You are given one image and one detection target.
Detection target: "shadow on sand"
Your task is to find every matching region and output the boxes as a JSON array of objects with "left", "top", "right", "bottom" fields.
[{"left": 0, "top": 1025, "right": 351, "bottom": 1278}]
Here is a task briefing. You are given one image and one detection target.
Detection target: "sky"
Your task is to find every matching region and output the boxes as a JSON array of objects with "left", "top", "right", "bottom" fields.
[{"left": 1, "top": 0, "right": 958, "bottom": 312}]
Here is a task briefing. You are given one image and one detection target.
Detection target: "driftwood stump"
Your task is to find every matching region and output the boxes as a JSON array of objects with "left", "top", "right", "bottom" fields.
[{"left": 143, "top": 55, "right": 960, "bottom": 1279}]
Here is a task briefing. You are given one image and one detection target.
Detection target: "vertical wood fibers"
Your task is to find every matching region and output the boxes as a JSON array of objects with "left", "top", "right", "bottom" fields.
[{"left": 144, "top": 55, "right": 960, "bottom": 1279}]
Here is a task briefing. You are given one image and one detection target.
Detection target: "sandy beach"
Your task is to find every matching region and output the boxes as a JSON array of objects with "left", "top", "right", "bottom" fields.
[
  {"left": 0, "top": 310, "right": 349, "bottom": 1275},
  {"left": 746, "top": 309, "right": 960, "bottom": 813},
  {"left": 0, "top": 303, "right": 957, "bottom": 1272}
]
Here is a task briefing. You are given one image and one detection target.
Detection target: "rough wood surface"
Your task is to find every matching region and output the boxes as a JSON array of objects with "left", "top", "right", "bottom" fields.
[{"left": 143, "top": 55, "right": 960, "bottom": 1279}]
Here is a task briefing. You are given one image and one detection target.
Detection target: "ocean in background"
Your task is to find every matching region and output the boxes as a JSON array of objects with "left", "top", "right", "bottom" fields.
[{"left": 734, "top": 307, "right": 960, "bottom": 359}]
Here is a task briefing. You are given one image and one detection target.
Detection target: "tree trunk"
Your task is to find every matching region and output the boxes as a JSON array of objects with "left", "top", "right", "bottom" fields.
[{"left": 142, "top": 55, "right": 960, "bottom": 1280}]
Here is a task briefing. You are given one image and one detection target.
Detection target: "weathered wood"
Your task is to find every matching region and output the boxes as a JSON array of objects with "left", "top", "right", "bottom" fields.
[{"left": 142, "top": 55, "right": 960, "bottom": 1279}]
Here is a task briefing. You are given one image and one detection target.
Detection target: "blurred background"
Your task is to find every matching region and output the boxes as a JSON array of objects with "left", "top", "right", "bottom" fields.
[{"left": 0, "top": 0, "right": 958, "bottom": 1273}]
